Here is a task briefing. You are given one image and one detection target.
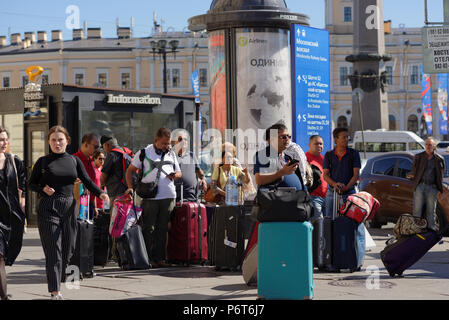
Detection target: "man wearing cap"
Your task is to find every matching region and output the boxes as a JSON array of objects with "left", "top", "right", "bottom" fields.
[{"left": 100, "top": 136, "right": 130, "bottom": 205}]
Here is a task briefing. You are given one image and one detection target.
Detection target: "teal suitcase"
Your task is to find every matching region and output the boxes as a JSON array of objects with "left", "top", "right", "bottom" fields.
[{"left": 257, "top": 222, "right": 314, "bottom": 300}]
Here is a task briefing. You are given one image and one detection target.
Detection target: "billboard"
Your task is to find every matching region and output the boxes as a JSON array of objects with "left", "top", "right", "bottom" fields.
[
  {"left": 438, "top": 73, "right": 448, "bottom": 136},
  {"left": 291, "top": 25, "right": 331, "bottom": 153},
  {"left": 209, "top": 30, "right": 227, "bottom": 135},
  {"left": 421, "top": 67, "right": 433, "bottom": 135}
]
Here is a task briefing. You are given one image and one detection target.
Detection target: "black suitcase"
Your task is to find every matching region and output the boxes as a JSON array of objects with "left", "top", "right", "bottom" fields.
[
  {"left": 116, "top": 224, "right": 150, "bottom": 270},
  {"left": 312, "top": 216, "right": 333, "bottom": 271},
  {"left": 211, "top": 205, "right": 245, "bottom": 271},
  {"left": 69, "top": 219, "right": 95, "bottom": 277},
  {"left": 93, "top": 211, "right": 111, "bottom": 266}
]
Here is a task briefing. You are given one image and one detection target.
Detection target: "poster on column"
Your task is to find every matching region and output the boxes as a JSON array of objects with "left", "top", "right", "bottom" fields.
[
  {"left": 235, "top": 28, "right": 292, "bottom": 164},
  {"left": 421, "top": 66, "right": 433, "bottom": 136},
  {"left": 438, "top": 73, "right": 448, "bottom": 136},
  {"left": 291, "top": 25, "right": 331, "bottom": 153}
]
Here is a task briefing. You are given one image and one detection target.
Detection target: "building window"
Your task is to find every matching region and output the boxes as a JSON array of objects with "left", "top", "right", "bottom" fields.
[
  {"left": 168, "top": 68, "right": 180, "bottom": 88},
  {"left": 121, "top": 73, "right": 131, "bottom": 89},
  {"left": 339, "top": 66, "right": 352, "bottom": 86},
  {"left": 199, "top": 68, "right": 208, "bottom": 87},
  {"left": 410, "top": 65, "right": 420, "bottom": 85},
  {"left": 407, "top": 114, "right": 418, "bottom": 133},
  {"left": 344, "top": 7, "right": 352, "bottom": 22},
  {"left": 385, "top": 66, "right": 393, "bottom": 85},
  {"left": 98, "top": 73, "right": 107, "bottom": 87},
  {"left": 75, "top": 73, "right": 84, "bottom": 86},
  {"left": 22, "top": 76, "right": 29, "bottom": 87},
  {"left": 2, "top": 77, "right": 10, "bottom": 88},
  {"left": 41, "top": 74, "right": 49, "bottom": 85},
  {"left": 389, "top": 114, "right": 396, "bottom": 130},
  {"left": 337, "top": 115, "right": 348, "bottom": 128}
]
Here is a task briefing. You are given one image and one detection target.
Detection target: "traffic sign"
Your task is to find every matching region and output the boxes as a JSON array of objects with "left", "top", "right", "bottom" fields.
[
  {"left": 422, "top": 26, "right": 449, "bottom": 74},
  {"left": 291, "top": 25, "right": 331, "bottom": 153}
]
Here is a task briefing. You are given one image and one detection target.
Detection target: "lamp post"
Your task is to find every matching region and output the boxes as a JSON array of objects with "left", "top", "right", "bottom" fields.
[{"left": 150, "top": 39, "right": 179, "bottom": 93}]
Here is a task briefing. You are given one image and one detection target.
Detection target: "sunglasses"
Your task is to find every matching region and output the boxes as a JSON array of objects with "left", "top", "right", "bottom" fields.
[{"left": 279, "top": 135, "right": 292, "bottom": 140}]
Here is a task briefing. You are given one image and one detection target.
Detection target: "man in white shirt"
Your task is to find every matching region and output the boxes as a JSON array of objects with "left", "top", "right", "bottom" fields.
[{"left": 126, "top": 128, "right": 181, "bottom": 268}]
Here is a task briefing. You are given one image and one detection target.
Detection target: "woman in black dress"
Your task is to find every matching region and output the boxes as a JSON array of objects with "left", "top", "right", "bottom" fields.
[
  {"left": 0, "top": 127, "right": 26, "bottom": 300},
  {"left": 29, "top": 125, "right": 109, "bottom": 300}
]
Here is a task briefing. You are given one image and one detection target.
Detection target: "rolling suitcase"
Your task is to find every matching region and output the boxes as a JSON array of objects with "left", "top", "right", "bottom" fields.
[
  {"left": 212, "top": 205, "right": 245, "bottom": 271},
  {"left": 116, "top": 225, "right": 150, "bottom": 270},
  {"left": 167, "top": 201, "right": 208, "bottom": 265},
  {"left": 206, "top": 205, "right": 217, "bottom": 265},
  {"left": 69, "top": 218, "right": 95, "bottom": 278},
  {"left": 381, "top": 228, "right": 446, "bottom": 277},
  {"left": 333, "top": 216, "right": 364, "bottom": 272},
  {"left": 257, "top": 222, "right": 314, "bottom": 300},
  {"left": 312, "top": 216, "right": 333, "bottom": 271},
  {"left": 312, "top": 190, "right": 340, "bottom": 271},
  {"left": 93, "top": 211, "right": 111, "bottom": 266}
]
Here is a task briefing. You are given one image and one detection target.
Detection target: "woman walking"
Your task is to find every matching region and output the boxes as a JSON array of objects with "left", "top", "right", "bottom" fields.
[
  {"left": 0, "top": 127, "right": 26, "bottom": 300},
  {"left": 29, "top": 126, "right": 109, "bottom": 300}
]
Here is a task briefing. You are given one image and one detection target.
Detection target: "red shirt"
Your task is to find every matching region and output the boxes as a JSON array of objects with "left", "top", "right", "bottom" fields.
[
  {"left": 73, "top": 149, "right": 96, "bottom": 203},
  {"left": 306, "top": 151, "right": 329, "bottom": 198},
  {"left": 93, "top": 166, "right": 104, "bottom": 209}
]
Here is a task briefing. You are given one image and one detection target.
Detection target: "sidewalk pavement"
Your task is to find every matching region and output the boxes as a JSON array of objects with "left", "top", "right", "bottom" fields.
[{"left": 4, "top": 226, "right": 449, "bottom": 300}]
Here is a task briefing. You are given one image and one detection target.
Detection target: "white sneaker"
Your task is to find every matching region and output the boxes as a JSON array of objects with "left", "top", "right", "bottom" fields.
[{"left": 51, "top": 293, "right": 64, "bottom": 300}]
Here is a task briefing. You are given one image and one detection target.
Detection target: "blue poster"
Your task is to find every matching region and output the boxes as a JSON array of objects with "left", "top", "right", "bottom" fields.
[
  {"left": 438, "top": 73, "right": 448, "bottom": 135},
  {"left": 191, "top": 70, "right": 201, "bottom": 104},
  {"left": 291, "top": 25, "right": 331, "bottom": 153},
  {"left": 421, "top": 67, "right": 433, "bottom": 135}
]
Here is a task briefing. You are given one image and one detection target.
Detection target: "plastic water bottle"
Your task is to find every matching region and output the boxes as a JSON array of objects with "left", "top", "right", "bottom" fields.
[{"left": 225, "top": 175, "right": 239, "bottom": 206}]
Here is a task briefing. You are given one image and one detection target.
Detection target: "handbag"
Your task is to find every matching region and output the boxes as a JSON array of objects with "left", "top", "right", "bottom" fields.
[
  {"left": 393, "top": 214, "right": 427, "bottom": 238},
  {"left": 256, "top": 187, "right": 313, "bottom": 222},
  {"left": 204, "top": 167, "right": 224, "bottom": 204},
  {"left": 110, "top": 194, "right": 143, "bottom": 238},
  {"left": 135, "top": 148, "right": 165, "bottom": 199}
]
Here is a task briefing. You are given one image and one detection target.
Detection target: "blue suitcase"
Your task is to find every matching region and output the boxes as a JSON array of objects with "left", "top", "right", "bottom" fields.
[
  {"left": 333, "top": 216, "right": 365, "bottom": 272},
  {"left": 257, "top": 222, "right": 314, "bottom": 300}
]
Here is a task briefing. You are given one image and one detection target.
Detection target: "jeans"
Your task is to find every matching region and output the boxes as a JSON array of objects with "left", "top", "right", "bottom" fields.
[
  {"left": 310, "top": 196, "right": 326, "bottom": 222},
  {"left": 413, "top": 183, "right": 438, "bottom": 231}
]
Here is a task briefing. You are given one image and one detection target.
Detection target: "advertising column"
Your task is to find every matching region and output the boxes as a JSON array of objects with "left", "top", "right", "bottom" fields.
[
  {"left": 235, "top": 28, "right": 292, "bottom": 163},
  {"left": 291, "top": 25, "right": 331, "bottom": 152}
]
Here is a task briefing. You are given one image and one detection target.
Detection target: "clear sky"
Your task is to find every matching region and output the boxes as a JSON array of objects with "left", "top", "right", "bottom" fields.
[{"left": 0, "top": 0, "right": 444, "bottom": 40}]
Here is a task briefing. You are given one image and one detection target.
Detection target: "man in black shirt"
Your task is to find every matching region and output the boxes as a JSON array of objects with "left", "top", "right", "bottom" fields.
[{"left": 100, "top": 136, "right": 129, "bottom": 203}]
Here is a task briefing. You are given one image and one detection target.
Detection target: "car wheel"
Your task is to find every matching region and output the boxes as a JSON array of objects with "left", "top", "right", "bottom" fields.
[{"left": 366, "top": 217, "right": 383, "bottom": 229}]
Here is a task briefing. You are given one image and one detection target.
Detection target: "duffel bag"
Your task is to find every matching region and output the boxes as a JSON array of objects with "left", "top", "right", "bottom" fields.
[
  {"left": 256, "top": 188, "right": 313, "bottom": 222},
  {"left": 339, "top": 191, "right": 380, "bottom": 224},
  {"left": 393, "top": 214, "right": 427, "bottom": 238}
]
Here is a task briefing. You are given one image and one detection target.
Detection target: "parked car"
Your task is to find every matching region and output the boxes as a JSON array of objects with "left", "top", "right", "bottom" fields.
[
  {"left": 359, "top": 150, "right": 449, "bottom": 235},
  {"left": 437, "top": 141, "right": 449, "bottom": 149}
]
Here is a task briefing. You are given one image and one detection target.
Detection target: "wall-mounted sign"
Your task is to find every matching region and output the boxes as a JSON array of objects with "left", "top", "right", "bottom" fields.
[{"left": 106, "top": 94, "right": 162, "bottom": 105}]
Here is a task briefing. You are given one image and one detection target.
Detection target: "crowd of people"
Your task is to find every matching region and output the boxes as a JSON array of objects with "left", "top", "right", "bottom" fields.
[{"left": 0, "top": 121, "right": 443, "bottom": 300}]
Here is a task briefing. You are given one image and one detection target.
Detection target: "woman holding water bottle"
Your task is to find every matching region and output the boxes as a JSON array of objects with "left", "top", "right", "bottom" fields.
[{"left": 210, "top": 151, "right": 250, "bottom": 205}]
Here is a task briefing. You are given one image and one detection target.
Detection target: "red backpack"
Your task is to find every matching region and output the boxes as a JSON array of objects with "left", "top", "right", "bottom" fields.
[
  {"left": 339, "top": 191, "right": 380, "bottom": 224},
  {"left": 111, "top": 147, "right": 134, "bottom": 185}
]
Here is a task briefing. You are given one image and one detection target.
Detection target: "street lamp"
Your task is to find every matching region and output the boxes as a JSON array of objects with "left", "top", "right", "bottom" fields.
[{"left": 150, "top": 39, "right": 179, "bottom": 93}]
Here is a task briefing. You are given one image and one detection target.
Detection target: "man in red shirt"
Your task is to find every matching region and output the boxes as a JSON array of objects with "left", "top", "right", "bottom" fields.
[
  {"left": 305, "top": 135, "right": 328, "bottom": 221},
  {"left": 73, "top": 133, "right": 101, "bottom": 220}
]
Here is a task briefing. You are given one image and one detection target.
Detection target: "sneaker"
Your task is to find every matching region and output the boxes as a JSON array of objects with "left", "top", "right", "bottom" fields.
[
  {"left": 1, "top": 294, "right": 12, "bottom": 300},
  {"left": 51, "top": 293, "right": 64, "bottom": 300}
]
